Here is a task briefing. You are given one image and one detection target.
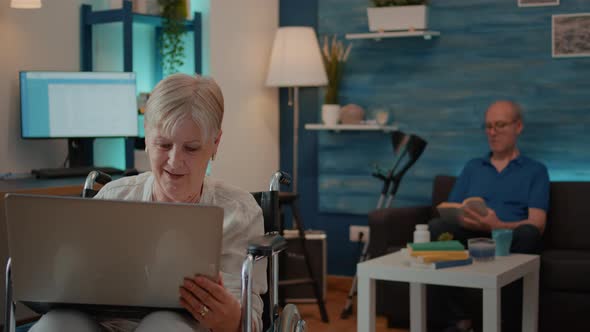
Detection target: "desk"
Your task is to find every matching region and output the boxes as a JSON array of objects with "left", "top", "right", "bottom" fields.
[
  {"left": 0, "top": 178, "right": 86, "bottom": 324},
  {"left": 357, "top": 251, "right": 540, "bottom": 332}
]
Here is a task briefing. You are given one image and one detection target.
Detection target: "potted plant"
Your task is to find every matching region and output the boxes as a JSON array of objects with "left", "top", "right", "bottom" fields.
[
  {"left": 158, "top": 0, "right": 188, "bottom": 75},
  {"left": 367, "top": 0, "right": 429, "bottom": 32},
  {"left": 320, "top": 35, "right": 352, "bottom": 126}
]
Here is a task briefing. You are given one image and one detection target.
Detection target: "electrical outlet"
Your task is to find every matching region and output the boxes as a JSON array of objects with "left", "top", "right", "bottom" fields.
[{"left": 349, "top": 225, "right": 370, "bottom": 243}]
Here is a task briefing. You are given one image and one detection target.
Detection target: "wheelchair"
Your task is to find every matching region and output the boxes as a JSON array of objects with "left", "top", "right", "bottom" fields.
[{"left": 4, "top": 170, "right": 306, "bottom": 332}]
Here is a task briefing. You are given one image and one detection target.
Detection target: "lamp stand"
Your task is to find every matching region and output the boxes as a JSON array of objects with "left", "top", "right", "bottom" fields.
[{"left": 292, "top": 86, "right": 299, "bottom": 193}]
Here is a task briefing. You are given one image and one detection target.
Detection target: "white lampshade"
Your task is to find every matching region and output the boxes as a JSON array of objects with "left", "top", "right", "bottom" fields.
[
  {"left": 11, "top": 0, "right": 42, "bottom": 9},
  {"left": 266, "top": 27, "right": 328, "bottom": 87}
]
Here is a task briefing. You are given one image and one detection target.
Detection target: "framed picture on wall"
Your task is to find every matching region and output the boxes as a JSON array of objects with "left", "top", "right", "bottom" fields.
[
  {"left": 553, "top": 13, "right": 590, "bottom": 58},
  {"left": 518, "top": 0, "right": 559, "bottom": 7}
]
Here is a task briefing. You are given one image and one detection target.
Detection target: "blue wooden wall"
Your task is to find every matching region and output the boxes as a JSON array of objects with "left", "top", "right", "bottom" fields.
[{"left": 281, "top": 0, "right": 590, "bottom": 275}]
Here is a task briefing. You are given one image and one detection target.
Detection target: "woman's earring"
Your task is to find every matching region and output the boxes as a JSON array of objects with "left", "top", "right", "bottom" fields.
[{"left": 211, "top": 153, "right": 216, "bottom": 161}]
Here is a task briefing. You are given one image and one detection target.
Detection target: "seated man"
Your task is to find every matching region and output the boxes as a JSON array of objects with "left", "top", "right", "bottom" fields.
[
  {"left": 431, "top": 100, "right": 549, "bottom": 252},
  {"left": 429, "top": 100, "right": 550, "bottom": 332}
]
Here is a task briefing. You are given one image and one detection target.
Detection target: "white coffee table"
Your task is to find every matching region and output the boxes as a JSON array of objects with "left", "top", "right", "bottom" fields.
[{"left": 357, "top": 251, "right": 540, "bottom": 332}]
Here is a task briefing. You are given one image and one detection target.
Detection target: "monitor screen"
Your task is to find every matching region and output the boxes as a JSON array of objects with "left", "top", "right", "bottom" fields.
[{"left": 20, "top": 71, "right": 139, "bottom": 138}]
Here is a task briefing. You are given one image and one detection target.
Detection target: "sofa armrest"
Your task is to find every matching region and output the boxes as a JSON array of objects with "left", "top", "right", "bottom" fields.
[{"left": 368, "top": 206, "right": 433, "bottom": 257}]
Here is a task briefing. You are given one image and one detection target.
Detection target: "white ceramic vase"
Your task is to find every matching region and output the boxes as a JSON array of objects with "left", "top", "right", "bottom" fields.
[{"left": 321, "top": 104, "right": 341, "bottom": 126}]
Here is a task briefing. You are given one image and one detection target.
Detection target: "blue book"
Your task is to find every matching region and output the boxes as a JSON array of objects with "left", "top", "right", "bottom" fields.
[
  {"left": 434, "top": 257, "right": 473, "bottom": 269},
  {"left": 410, "top": 257, "right": 473, "bottom": 269}
]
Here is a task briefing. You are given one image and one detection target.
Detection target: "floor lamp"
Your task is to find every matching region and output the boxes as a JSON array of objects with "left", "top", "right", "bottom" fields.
[{"left": 266, "top": 27, "right": 328, "bottom": 193}]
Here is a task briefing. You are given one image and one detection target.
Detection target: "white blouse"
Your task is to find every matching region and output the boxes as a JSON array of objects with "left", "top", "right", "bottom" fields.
[{"left": 94, "top": 172, "right": 267, "bottom": 331}]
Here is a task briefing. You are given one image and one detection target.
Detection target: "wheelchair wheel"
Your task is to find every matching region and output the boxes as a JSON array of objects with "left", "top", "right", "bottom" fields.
[{"left": 273, "top": 304, "right": 305, "bottom": 332}]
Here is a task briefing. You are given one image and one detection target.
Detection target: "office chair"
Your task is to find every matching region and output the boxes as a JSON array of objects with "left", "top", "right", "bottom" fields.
[{"left": 5, "top": 170, "right": 305, "bottom": 332}]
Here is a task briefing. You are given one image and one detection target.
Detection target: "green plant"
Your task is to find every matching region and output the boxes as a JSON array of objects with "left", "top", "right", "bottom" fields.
[
  {"left": 158, "top": 0, "right": 187, "bottom": 75},
  {"left": 371, "top": 0, "right": 427, "bottom": 7},
  {"left": 321, "top": 35, "right": 352, "bottom": 105}
]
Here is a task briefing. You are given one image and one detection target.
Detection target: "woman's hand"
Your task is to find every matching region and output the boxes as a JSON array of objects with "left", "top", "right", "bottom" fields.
[{"left": 180, "top": 273, "right": 242, "bottom": 332}]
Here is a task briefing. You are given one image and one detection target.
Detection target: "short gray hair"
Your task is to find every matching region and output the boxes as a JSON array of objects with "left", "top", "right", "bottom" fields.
[{"left": 145, "top": 74, "right": 224, "bottom": 142}]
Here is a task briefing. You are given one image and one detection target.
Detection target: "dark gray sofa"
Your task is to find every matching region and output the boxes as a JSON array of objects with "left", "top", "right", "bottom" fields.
[{"left": 368, "top": 175, "right": 590, "bottom": 332}]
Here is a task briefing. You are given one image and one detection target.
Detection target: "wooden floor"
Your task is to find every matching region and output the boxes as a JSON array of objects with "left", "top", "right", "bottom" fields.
[{"left": 294, "top": 276, "right": 408, "bottom": 332}]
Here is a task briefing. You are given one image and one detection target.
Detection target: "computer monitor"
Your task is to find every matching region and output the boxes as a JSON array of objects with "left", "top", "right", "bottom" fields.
[{"left": 19, "top": 71, "right": 138, "bottom": 139}]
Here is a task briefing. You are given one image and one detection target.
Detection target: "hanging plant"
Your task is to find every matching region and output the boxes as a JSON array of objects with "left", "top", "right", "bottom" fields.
[{"left": 158, "top": 0, "right": 187, "bottom": 75}]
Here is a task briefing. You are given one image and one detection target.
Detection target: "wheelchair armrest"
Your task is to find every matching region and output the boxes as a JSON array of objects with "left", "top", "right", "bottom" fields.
[{"left": 247, "top": 233, "right": 287, "bottom": 257}]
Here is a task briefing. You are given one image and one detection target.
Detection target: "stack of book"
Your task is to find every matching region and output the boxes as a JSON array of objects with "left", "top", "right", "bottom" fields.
[{"left": 405, "top": 240, "right": 473, "bottom": 269}]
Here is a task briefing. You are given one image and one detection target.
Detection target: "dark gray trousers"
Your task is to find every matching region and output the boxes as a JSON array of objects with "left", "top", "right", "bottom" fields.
[{"left": 426, "top": 219, "right": 542, "bottom": 332}]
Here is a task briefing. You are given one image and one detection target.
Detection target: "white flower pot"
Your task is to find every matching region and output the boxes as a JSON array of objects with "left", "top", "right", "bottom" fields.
[
  {"left": 321, "top": 104, "right": 341, "bottom": 126},
  {"left": 367, "top": 5, "right": 428, "bottom": 32}
]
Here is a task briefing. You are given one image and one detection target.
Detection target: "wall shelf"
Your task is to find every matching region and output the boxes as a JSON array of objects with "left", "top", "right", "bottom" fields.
[
  {"left": 345, "top": 30, "right": 440, "bottom": 40},
  {"left": 305, "top": 123, "right": 398, "bottom": 133},
  {"left": 81, "top": 2, "right": 201, "bottom": 79},
  {"left": 84, "top": 8, "right": 196, "bottom": 29},
  {"left": 80, "top": 1, "right": 202, "bottom": 168}
]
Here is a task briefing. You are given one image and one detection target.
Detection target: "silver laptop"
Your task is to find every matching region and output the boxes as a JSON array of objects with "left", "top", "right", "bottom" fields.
[{"left": 4, "top": 193, "right": 223, "bottom": 316}]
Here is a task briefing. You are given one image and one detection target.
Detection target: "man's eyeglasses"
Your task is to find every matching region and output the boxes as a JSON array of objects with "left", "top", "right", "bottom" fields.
[{"left": 484, "top": 120, "right": 517, "bottom": 131}]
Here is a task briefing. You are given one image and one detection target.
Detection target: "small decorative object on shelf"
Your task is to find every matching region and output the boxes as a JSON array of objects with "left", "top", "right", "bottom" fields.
[
  {"left": 321, "top": 35, "right": 352, "bottom": 124},
  {"left": 367, "top": 0, "right": 429, "bottom": 32},
  {"left": 375, "top": 108, "right": 390, "bottom": 125},
  {"left": 132, "top": 0, "right": 160, "bottom": 15},
  {"left": 340, "top": 104, "right": 365, "bottom": 124},
  {"left": 321, "top": 104, "right": 340, "bottom": 126},
  {"left": 137, "top": 92, "right": 150, "bottom": 114}
]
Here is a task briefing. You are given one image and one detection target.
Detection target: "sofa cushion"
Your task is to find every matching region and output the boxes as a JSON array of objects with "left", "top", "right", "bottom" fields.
[
  {"left": 431, "top": 175, "right": 456, "bottom": 207},
  {"left": 544, "top": 182, "right": 590, "bottom": 250},
  {"left": 541, "top": 249, "right": 590, "bottom": 292}
]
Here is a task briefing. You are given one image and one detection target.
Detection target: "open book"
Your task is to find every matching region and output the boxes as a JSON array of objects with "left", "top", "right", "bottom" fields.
[{"left": 436, "top": 197, "right": 488, "bottom": 223}]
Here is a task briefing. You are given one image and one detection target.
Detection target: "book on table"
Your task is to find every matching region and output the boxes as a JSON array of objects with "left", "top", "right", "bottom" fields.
[
  {"left": 410, "top": 257, "right": 473, "bottom": 269},
  {"left": 406, "top": 240, "right": 473, "bottom": 269},
  {"left": 407, "top": 240, "right": 465, "bottom": 252},
  {"left": 436, "top": 197, "right": 488, "bottom": 223}
]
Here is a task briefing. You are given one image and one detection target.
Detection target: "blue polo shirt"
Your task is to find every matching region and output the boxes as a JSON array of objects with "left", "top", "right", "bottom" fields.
[{"left": 448, "top": 154, "right": 550, "bottom": 222}]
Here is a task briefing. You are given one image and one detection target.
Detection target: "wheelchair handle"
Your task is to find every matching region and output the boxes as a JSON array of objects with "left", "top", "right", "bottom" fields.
[
  {"left": 269, "top": 171, "right": 291, "bottom": 191},
  {"left": 82, "top": 170, "right": 112, "bottom": 198},
  {"left": 5, "top": 257, "right": 12, "bottom": 332},
  {"left": 241, "top": 254, "right": 254, "bottom": 332}
]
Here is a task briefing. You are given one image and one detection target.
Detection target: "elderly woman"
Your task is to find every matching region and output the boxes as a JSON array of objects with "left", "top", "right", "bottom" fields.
[{"left": 29, "top": 74, "right": 267, "bottom": 332}]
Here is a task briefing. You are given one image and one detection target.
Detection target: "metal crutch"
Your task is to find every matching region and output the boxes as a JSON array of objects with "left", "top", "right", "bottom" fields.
[
  {"left": 375, "top": 131, "right": 412, "bottom": 209},
  {"left": 340, "top": 133, "right": 428, "bottom": 319},
  {"left": 340, "top": 131, "right": 412, "bottom": 319}
]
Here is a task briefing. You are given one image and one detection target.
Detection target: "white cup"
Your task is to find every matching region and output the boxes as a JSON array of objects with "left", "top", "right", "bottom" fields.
[{"left": 322, "top": 104, "right": 340, "bottom": 126}]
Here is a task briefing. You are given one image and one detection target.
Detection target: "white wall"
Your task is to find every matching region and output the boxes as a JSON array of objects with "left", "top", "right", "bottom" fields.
[
  {"left": 0, "top": 0, "right": 279, "bottom": 191},
  {"left": 0, "top": 0, "right": 97, "bottom": 175},
  {"left": 209, "top": 0, "right": 279, "bottom": 191},
  {"left": 0, "top": 0, "right": 279, "bottom": 324}
]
